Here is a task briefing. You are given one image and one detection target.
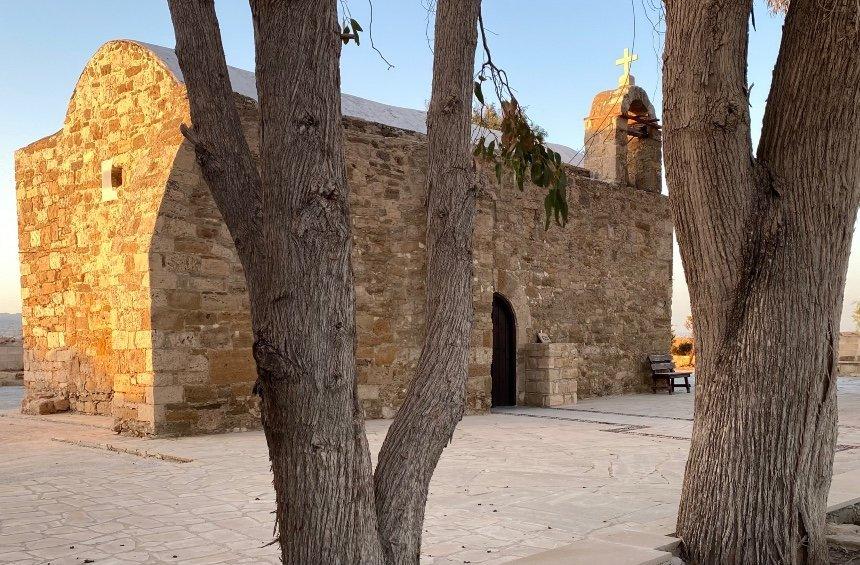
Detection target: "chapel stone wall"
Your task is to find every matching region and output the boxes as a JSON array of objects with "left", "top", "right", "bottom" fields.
[
  {"left": 476, "top": 165, "right": 672, "bottom": 399},
  {"left": 15, "top": 41, "right": 188, "bottom": 434},
  {"left": 17, "top": 41, "right": 672, "bottom": 436},
  {"left": 147, "top": 111, "right": 670, "bottom": 427},
  {"left": 839, "top": 332, "right": 860, "bottom": 376},
  {"left": 146, "top": 96, "right": 261, "bottom": 436}
]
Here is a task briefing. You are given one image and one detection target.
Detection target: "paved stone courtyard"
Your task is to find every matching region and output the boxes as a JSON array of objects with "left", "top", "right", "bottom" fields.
[{"left": 1, "top": 380, "right": 859, "bottom": 564}]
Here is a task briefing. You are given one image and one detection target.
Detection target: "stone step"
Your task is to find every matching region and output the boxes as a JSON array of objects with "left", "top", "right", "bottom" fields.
[
  {"left": 508, "top": 538, "right": 673, "bottom": 565},
  {"left": 591, "top": 529, "right": 681, "bottom": 553},
  {"left": 828, "top": 469, "right": 860, "bottom": 512}
]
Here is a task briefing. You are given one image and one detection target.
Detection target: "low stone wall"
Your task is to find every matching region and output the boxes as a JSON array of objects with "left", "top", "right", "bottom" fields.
[
  {"left": 523, "top": 343, "right": 580, "bottom": 407},
  {"left": 839, "top": 333, "right": 860, "bottom": 376},
  {"left": 0, "top": 340, "right": 23, "bottom": 372},
  {"left": 0, "top": 339, "right": 24, "bottom": 387}
]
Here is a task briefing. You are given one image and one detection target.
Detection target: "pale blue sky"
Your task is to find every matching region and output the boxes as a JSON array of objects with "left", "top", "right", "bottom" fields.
[{"left": 0, "top": 1, "right": 856, "bottom": 332}]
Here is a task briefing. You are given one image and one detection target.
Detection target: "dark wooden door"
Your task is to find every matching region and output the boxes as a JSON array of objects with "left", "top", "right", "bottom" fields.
[{"left": 491, "top": 294, "right": 516, "bottom": 406}]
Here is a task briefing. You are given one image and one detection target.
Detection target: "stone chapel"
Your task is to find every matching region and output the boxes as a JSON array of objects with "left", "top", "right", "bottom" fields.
[{"left": 15, "top": 40, "right": 672, "bottom": 436}]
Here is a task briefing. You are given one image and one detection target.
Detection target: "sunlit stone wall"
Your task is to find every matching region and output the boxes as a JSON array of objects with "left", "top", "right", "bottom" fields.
[
  {"left": 16, "top": 40, "right": 672, "bottom": 436},
  {"left": 15, "top": 41, "right": 188, "bottom": 434}
]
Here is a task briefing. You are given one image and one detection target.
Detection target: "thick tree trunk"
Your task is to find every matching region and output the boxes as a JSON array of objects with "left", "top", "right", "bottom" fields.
[
  {"left": 665, "top": 0, "right": 860, "bottom": 562},
  {"left": 373, "top": 0, "right": 481, "bottom": 562},
  {"left": 247, "top": 2, "right": 382, "bottom": 563}
]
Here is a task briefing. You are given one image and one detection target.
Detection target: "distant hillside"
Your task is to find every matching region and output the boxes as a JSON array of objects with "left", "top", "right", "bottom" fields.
[{"left": 0, "top": 313, "right": 22, "bottom": 338}]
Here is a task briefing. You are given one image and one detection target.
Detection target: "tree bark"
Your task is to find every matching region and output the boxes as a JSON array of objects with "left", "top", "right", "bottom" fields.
[
  {"left": 373, "top": 0, "right": 481, "bottom": 562},
  {"left": 665, "top": 0, "right": 860, "bottom": 562},
  {"left": 247, "top": 1, "right": 383, "bottom": 563}
]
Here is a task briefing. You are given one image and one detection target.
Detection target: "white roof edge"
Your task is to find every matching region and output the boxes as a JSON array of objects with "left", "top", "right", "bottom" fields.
[{"left": 136, "top": 41, "right": 584, "bottom": 166}]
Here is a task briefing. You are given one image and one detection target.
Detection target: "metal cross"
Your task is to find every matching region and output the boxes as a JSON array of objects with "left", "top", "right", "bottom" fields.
[{"left": 615, "top": 48, "right": 639, "bottom": 86}]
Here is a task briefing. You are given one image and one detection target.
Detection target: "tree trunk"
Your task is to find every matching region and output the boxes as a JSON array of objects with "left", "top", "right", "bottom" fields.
[
  {"left": 665, "top": 0, "right": 860, "bottom": 562},
  {"left": 373, "top": 0, "right": 481, "bottom": 562},
  {"left": 247, "top": 1, "right": 383, "bottom": 563}
]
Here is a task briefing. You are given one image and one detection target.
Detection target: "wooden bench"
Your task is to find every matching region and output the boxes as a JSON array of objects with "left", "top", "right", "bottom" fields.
[{"left": 648, "top": 354, "right": 691, "bottom": 394}]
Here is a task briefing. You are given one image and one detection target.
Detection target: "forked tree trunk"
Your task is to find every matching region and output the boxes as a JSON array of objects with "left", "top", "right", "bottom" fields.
[
  {"left": 373, "top": 0, "right": 481, "bottom": 562},
  {"left": 664, "top": 0, "right": 860, "bottom": 562},
  {"left": 168, "top": 0, "right": 481, "bottom": 562}
]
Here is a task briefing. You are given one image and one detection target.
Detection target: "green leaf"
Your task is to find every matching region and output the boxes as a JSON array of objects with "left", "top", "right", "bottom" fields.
[
  {"left": 495, "top": 162, "right": 502, "bottom": 184},
  {"left": 551, "top": 188, "right": 568, "bottom": 227},
  {"left": 350, "top": 18, "right": 363, "bottom": 32},
  {"left": 474, "top": 82, "right": 485, "bottom": 104},
  {"left": 544, "top": 193, "right": 553, "bottom": 230},
  {"left": 473, "top": 136, "right": 486, "bottom": 157},
  {"left": 560, "top": 195, "right": 569, "bottom": 225},
  {"left": 531, "top": 162, "right": 543, "bottom": 185}
]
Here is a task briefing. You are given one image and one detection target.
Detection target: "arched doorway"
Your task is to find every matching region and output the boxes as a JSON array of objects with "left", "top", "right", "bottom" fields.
[{"left": 491, "top": 293, "right": 517, "bottom": 406}]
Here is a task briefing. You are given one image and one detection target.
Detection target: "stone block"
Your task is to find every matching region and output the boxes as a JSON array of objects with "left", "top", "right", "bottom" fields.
[
  {"left": 185, "top": 385, "right": 220, "bottom": 404},
  {"left": 543, "top": 394, "right": 565, "bottom": 407},
  {"left": 209, "top": 349, "right": 254, "bottom": 386},
  {"left": 373, "top": 346, "right": 397, "bottom": 366},
  {"left": 150, "top": 385, "right": 184, "bottom": 405},
  {"left": 533, "top": 356, "right": 555, "bottom": 369},
  {"left": 358, "top": 384, "right": 380, "bottom": 400},
  {"left": 24, "top": 398, "right": 56, "bottom": 415},
  {"left": 523, "top": 392, "right": 544, "bottom": 407},
  {"left": 165, "top": 407, "right": 198, "bottom": 423},
  {"left": 52, "top": 398, "right": 70, "bottom": 412}
]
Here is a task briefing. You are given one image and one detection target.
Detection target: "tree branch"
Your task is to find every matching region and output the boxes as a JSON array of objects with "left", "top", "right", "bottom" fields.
[
  {"left": 373, "top": 0, "right": 481, "bottom": 562},
  {"left": 167, "top": 0, "right": 262, "bottom": 278},
  {"left": 663, "top": 0, "right": 758, "bottom": 344},
  {"left": 367, "top": 0, "right": 395, "bottom": 69}
]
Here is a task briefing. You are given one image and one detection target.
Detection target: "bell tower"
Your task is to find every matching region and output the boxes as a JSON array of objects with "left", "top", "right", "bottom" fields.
[{"left": 583, "top": 49, "right": 662, "bottom": 193}]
